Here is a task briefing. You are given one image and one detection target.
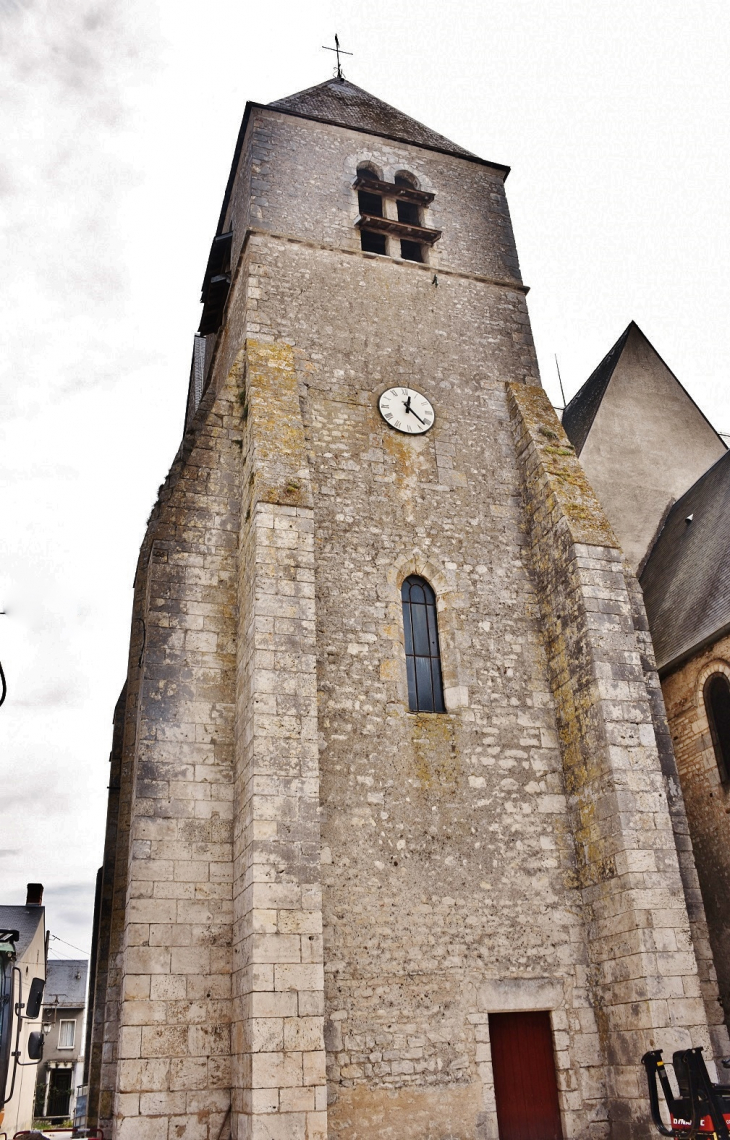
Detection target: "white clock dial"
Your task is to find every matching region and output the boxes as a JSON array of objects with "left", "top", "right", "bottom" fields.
[{"left": 378, "top": 387, "right": 434, "bottom": 435}]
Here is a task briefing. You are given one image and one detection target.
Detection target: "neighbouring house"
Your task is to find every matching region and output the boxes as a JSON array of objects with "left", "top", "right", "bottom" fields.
[
  {"left": 34, "top": 959, "right": 88, "bottom": 1125},
  {"left": 0, "top": 885, "right": 46, "bottom": 1136}
]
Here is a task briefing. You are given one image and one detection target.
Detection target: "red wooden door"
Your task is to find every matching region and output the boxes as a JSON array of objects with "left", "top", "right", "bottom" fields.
[{"left": 489, "top": 1011, "right": 564, "bottom": 1140}]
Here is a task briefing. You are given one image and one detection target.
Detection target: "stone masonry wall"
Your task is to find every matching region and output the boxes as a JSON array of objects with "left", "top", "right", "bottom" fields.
[
  {"left": 231, "top": 340, "right": 327, "bottom": 1140},
  {"left": 101, "top": 375, "right": 243, "bottom": 1140},
  {"left": 508, "top": 382, "right": 718, "bottom": 1139},
  {"left": 87, "top": 685, "right": 127, "bottom": 1132},
  {"left": 222, "top": 108, "right": 521, "bottom": 285},
  {"left": 92, "top": 98, "right": 727, "bottom": 1140},
  {"left": 623, "top": 577, "right": 728, "bottom": 1055},
  {"left": 232, "top": 220, "right": 606, "bottom": 1137},
  {"left": 662, "top": 631, "right": 730, "bottom": 1032}
]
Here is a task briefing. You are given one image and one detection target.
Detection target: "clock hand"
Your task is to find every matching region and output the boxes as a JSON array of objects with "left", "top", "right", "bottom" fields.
[{"left": 402, "top": 396, "right": 425, "bottom": 425}]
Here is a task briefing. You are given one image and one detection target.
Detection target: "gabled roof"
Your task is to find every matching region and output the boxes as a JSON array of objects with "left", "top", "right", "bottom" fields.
[
  {"left": 561, "top": 324, "right": 632, "bottom": 454},
  {"left": 0, "top": 904, "right": 44, "bottom": 959},
  {"left": 641, "top": 449, "right": 730, "bottom": 672},
  {"left": 562, "top": 321, "right": 724, "bottom": 458},
  {"left": 44, "top": 959, "right": 88, "bottom": 1008},
  {"left": 268, "top": 78, "right": 482, "bottom": 162}
]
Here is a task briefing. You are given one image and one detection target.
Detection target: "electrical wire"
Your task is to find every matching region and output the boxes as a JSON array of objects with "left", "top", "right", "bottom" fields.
[
  {"left": 0, "top": 657, "right": 6, "bottom": 708},
  {"left": 49, "top": 933, "right": 90, "bottom": 957}
]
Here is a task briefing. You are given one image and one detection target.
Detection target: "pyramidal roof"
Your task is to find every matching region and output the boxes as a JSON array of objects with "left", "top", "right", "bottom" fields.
[{"left": 268, "top": 78, "right": 485, "bottom": 163}]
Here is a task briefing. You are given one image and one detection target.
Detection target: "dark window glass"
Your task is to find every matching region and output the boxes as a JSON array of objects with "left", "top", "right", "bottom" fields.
[
  {"left": 401, "top": 575, "right": 445, "bottom": 713},
  {"left": 400, "top": 240, "right": 423, "bottom": 262},
  {"left": 705, "top": 673, "right": 730, "bottom": 781},
  {"left": 397, "top": 199, "right": 420, "bottom": 226},
  {"left": 361, "top": 230, "right": 386, "bottom": 254},
  {"left": 358, "top": 188, "right": 383, "bottom": 217}
]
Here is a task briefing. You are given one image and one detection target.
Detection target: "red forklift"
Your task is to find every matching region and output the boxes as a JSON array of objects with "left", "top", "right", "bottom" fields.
[{"left": 643, "top": 1047, "right": 730, "bottom": 1138}]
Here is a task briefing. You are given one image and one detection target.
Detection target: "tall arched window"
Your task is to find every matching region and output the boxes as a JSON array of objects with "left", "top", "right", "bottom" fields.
[
  {"left": 705, "top": 673, "right": 730, "bottom": 782},
  {"left": 401, "top": 575, "right": 445, "bottom": 713}
]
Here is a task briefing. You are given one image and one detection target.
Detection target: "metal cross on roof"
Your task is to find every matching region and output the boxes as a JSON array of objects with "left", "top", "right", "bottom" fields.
[{"left": 322, "top": 33, "right": 353, "bottom": 80}]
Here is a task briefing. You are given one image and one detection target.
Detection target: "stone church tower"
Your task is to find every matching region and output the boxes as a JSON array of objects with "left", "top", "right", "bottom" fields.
[{"left": 86, "top": 78, "right": 729, "bottom": 1140}]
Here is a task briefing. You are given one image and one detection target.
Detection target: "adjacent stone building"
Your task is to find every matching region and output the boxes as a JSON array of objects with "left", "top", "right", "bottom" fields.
[
  {"left": 561, "top": 321, "right": 726, "bottom": 574},
  {"left": 563, "top": 327, "right": 730, "bottom": 1046},
  {"left": 86, "top": 78, "right": 730, "bottom": 1140}
]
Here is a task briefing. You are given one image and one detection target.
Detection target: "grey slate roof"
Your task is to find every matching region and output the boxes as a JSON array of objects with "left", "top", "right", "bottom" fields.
[
  {"left": 561, "top": 324, "right": 632, "bottom": 455},
  {"left": 0, "top": 905, "right": 44, "bottom": 959},
  {"left": 44, "top": 959, "right": 87, "bottom": 1008},
  {"left": 268, "top": 78, "right": 481, "bottom": 162},
  {"left": 641, "top": 449, "right": 730, "bottom": 671}
]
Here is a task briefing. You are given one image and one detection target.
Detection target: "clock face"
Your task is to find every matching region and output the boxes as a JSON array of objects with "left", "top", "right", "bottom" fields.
[{"left": 378, "top": 387, "right": 434, "bottom": 434}]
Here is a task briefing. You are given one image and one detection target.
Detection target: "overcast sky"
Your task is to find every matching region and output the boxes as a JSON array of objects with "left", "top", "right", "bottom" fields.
[{"left": 1, "top": 0, "right": 729, "bottom": 957}]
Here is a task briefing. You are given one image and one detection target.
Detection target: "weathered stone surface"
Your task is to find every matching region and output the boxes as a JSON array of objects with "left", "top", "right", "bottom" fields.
[
  {"left": 86, "top": 93, "right": 722, "bottom": 1140},
  {"left": 508, "top": 381, "right": 727, "bottom": 1135},
  {"left": 662, "top": 633, "right": 730, "bottom": 1042}
]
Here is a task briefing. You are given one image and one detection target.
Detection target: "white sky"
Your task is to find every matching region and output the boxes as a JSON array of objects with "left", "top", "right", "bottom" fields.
[{"left": 1, "top": 0, "right": 729, "bottom": 956}]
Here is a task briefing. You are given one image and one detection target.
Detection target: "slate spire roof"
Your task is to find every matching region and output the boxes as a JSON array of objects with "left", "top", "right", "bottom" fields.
[
  {"left": 268, "top": 78, "right": 484, "bottom": 163},
  {"left": 641, "top": 448, "right": 730, "bottom": 672}
]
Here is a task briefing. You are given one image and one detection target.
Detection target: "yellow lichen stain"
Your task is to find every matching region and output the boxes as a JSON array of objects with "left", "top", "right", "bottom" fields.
[
  {"left": 328, "top": 1080, "right": 482, "bottom": 1140},
  {"left": 379, "top": 659, "right": 400, "bottom": 681},
  {"left": 507, "top": 381, "right": 618, "bottom": 548},
  {"left": 244, "top": 339, "right": 313, "bottom": 509},
  {"left": 410, "top": 715, "right": 460, "bottom": 794},
  {"left": 382, "top": 428, "right": 432, "bottom": 515}
]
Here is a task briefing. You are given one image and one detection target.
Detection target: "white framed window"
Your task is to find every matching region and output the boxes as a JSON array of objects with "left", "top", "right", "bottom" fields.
[{"left": 58, "top": 1019, "right": 75, "bottom": 1049}]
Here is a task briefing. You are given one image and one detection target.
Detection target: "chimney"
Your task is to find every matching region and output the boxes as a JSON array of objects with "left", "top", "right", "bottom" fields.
[{"left": 26, "top": 883, "right": 43, "bottom": 907}]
